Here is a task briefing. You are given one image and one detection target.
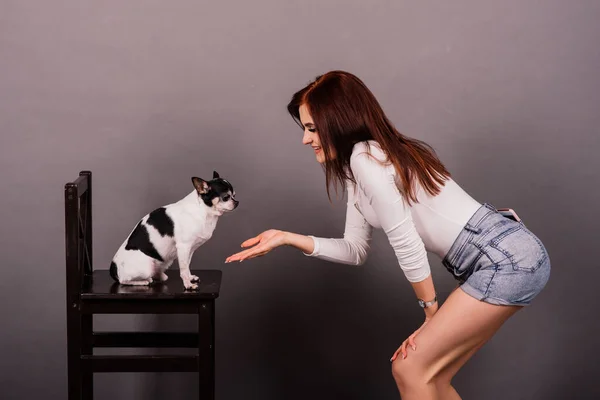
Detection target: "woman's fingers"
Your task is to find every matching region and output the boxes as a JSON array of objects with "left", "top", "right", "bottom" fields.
[
  {"left": 390, "top": 341, "right": 407, "bottom": 362},
  {"left": 226, "top": 231, "right": 281, "bottom": 263},
  {"left": 241, "top": 236, "right": 261, "bottom": 248},
  {"left": 238, "top": 247, "right": 268, "bottom": 262},
  {"left": 400, "top": 340, "right": 407, "bottom": 359},
  {"left": 226, "top": 244, "right": 270, "bottom": 263},
  {"left": 391, "top": 347, "right": 401, "bottom": 362},
  {"left": 408, "top": 335, "right": 417, "bottom": 351},
  {"left": 390, "top": 323, "right": 426, "bottom": 362},
  {"left": 239, "top": 252, "right": 262, "bottom": 262},
  {"left": 226, "top": 238, "right": 263, "bottom": 262},
  {"left": 225, "top": 249, "right": 252, "bottom": 263},
  {"left": 224, "top": 255, "right": 238, "bottom": 263}
]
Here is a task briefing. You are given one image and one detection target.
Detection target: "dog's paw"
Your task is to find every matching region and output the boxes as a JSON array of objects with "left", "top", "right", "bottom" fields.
[
  {"left": 183, "top": 281, "right": 198, "bottom": 290},
  {"left": 191, "top": 275, "right": 200, "bottom": 283},
  {"left": 156, "top": 273, "right": 168, "bottom": 282},
  {"left": 120, "top": 279, "right": 153, "bottom": 286}
]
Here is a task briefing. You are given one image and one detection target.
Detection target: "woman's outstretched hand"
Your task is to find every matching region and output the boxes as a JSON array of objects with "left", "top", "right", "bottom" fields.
[{"left": 225, "top": 229, "right": 288, "bottom": 263}]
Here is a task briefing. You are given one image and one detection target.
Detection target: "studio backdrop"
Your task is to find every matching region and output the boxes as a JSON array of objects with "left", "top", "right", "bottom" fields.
[{"left": 1, "top": 1, "right": 599, "bottom": 399}]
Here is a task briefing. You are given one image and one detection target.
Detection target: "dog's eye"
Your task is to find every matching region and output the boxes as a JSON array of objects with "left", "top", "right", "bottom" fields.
[{"left": 222, "top": 195, "right": 230, "bottom": 201}]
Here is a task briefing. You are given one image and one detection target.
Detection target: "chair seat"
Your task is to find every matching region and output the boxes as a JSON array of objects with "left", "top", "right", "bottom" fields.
[{"left": 81, "top": 269, "right": 222, "bottom": 300}]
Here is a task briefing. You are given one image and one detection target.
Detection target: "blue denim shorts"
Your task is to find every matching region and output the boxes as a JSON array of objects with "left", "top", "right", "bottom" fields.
[{"left": 442, "top": 203, "right": 551, "bottom": 306}]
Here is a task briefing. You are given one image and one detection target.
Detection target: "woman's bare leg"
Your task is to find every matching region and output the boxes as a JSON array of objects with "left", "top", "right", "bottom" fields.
[{"left": 391, "top": 287, "right": 521, "bottom": 400}]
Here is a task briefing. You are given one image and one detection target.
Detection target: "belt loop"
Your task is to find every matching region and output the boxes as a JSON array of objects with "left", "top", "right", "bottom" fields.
[
  {"left": 484, "top": 203, "right": 498, "bottom": 212},
  {"left": 464, "top": 223, "right": 482, "bottom": 233}
]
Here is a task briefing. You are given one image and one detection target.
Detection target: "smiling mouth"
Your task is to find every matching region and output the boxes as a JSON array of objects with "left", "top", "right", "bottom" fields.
[{"left": 312, "top": 146, "right": 321, "bottom": 152}]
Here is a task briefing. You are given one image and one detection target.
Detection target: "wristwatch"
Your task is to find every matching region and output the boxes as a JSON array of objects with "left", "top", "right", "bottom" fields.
[{"left": 418, "top": 294, "right": 437, "bottom": 308}]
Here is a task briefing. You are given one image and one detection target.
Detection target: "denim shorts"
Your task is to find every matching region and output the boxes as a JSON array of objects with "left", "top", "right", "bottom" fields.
[{"left": 442, "top": 203, "right": 551, "bottom": 306}]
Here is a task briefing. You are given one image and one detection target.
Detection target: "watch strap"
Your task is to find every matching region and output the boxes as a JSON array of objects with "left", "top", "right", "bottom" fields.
[{"left": 418, "top": 295, "right": 438, "bottom": 308}]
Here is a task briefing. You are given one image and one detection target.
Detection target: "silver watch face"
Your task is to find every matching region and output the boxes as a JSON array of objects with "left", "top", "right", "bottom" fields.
[{"left": 418, "top": 299, "right": 425, "bottom": 307}]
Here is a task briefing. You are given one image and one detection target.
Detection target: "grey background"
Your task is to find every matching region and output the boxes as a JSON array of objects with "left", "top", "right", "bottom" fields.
[{"left": 1, "top": 0, "right": 599, "bottom": 399}]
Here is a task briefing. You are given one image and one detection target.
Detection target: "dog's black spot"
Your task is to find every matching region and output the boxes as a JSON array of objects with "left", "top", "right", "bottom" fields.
[
  {"left": 125, "top": 221, "right": 164, "bottom": 261},
  {"left": 200, "top": 191, "right": 219, "bottom": 207},
  {"left": 146, "top": 207, "right": 174, "bottom": 237},
  {"left": 109, "top": 261, "right": 119, "bottom": 282},
  {"left": 199, "top": 178, "right": 235, "bottom": 207},
  {"left": 219, "top": 179, "right": 233, "bottom": 192},
  {"left": 218, "top": 179, "right": 234, "bottom": 193}
]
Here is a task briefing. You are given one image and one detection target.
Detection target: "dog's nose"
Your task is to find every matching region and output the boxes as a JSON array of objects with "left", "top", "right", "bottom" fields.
[{"left": 234, "top": 200, "right": 239, "bottom": 208}]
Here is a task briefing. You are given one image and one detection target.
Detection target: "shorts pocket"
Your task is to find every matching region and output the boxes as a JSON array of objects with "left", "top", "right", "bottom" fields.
[{"left": 489, "top": 225, "right": 548, "bottom": 272}]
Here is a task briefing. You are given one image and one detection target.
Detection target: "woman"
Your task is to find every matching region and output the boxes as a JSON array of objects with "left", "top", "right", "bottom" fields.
[{"left": 225, "top": 70, "right": 551, "bottom": 399}]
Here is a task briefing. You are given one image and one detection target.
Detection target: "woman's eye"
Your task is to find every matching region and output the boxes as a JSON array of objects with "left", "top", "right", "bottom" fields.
[
  {"left": 308, "top": 128, "right": 316, "bottom": 133},
  {"left": 222, "top": 195, "right": 230, "bottom": 201}
]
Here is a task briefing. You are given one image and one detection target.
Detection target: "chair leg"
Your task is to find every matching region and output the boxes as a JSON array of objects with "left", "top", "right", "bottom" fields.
[
  {"left": 82, "top": 314, "right": 93, "bottom": 400},
  {"left": 67, "top": 306, "right": 82, "bottom": 400},
  {"left": 198, "top": 302, "right": 215, "bottom": 400}
]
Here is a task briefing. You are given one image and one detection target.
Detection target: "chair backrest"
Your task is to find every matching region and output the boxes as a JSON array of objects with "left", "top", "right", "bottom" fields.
[{"left": 65, "top": 171, "right": 93, "bottom": 301}]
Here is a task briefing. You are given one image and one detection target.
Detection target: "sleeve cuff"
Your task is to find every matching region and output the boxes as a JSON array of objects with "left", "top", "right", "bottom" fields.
[
  {"left": 405, "top": 268, "right": 431, "bottom": 283},
  {"left": 302, "top": 235, "right": 319, "bottom": 256}
]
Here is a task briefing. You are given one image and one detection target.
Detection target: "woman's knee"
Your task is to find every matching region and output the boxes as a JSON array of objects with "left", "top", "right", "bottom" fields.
[
  {"left": 392, "top": 355, "right": 449, "bottom": 388},
  {"left": 391, "top": 355, "right": 429, "bottom": 388}
]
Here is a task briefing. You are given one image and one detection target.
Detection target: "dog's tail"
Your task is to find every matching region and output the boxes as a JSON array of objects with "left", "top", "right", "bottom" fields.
[{"left": 109, "top": 261, "right": 119, "bottom": 282}]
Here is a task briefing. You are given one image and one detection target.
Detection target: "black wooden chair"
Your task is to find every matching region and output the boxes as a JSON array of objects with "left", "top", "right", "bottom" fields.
[{"left": 65, "top": 171, "right": 222, "bottom": 399}]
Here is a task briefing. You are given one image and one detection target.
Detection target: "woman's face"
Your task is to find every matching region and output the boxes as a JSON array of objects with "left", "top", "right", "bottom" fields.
[{"left": 299, "top": 104, "right": 326, "bottom": 164}]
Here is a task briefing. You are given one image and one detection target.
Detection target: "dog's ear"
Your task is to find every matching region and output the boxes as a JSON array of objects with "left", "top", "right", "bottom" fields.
[
  {"left": 213, "top": 171, "right": 220, "bottom": 179},
  {"left": 191, "top": 177, "right": 209, "bottom": 194}
]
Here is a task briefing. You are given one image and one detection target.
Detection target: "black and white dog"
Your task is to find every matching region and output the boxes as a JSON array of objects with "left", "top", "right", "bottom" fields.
[{"left": 110, "top": 171, "right": 238, "bottom": 290}]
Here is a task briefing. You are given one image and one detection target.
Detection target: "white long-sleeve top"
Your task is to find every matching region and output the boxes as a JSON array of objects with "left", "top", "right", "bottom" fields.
[{"left": 304, "top": 140, "right": 482, "bottom": 283}]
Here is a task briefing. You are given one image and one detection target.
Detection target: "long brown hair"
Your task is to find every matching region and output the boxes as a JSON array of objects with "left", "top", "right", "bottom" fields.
[{"left": 287, "top": 70, "right": 451, "bottom": 204}]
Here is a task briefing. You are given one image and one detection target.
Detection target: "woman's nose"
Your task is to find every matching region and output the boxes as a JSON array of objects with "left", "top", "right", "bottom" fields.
[{"left": 302, "top": 130, "right": 312, "bottom": 145}]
